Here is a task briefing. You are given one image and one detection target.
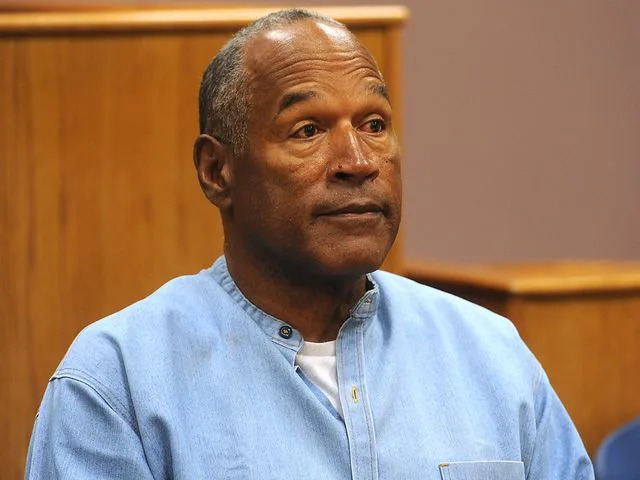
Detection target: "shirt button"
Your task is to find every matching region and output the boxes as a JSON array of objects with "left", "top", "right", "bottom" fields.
[{"left": 279, "top": 325, "right": 293, "bottom": 339}]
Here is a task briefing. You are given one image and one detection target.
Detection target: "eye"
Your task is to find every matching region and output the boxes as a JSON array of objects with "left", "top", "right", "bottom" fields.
[
  {"left": 362, "top": 118, "right": 386, "bottom": 134},
  {"left": 292, "top": 123, "right": 320, "bottom": 139}
]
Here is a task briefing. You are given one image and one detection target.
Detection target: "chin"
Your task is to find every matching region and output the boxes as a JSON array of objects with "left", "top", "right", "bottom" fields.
[{"left": 312, "top": 239, "right": 392, "bottom": 278}]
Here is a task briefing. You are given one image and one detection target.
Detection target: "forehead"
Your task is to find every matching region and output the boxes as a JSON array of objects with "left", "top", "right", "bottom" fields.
[{"left": 243, "top": 19, "right": 384, "bottom": 102}]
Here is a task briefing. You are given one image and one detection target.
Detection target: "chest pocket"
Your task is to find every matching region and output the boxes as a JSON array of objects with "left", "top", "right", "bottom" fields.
[{"left": 439, "top": 461, "right": 525, "bottom": 480}]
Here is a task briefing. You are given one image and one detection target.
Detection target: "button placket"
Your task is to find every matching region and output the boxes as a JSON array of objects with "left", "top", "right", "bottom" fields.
[{"left": 337, "top": 318, "right": 379, "bottom": 480}]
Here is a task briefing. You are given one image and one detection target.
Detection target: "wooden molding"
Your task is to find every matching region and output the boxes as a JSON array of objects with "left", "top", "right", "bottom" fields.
[
  {"left": 0, "top": 5, "right": 409, "bottom": 34},
  {"left": 405, "top": 260, "right": 640, "bottom": 295}
]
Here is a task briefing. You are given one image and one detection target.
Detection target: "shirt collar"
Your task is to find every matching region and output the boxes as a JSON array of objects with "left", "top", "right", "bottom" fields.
[{"left": 211, "top": 256, "right": 380, "bottom": 351}]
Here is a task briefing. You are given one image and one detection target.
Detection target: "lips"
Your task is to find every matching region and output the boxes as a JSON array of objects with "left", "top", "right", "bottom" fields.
[{"left": 317, "top": 201, "right": 384, "bottom": 216}]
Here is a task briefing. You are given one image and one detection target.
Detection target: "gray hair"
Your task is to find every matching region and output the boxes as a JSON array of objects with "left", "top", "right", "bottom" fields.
[{"left": 198, "top": 9, "right": 346, "bottom": 155}]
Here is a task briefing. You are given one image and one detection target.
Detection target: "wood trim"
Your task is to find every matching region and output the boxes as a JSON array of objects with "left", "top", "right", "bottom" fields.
[
  {"left": 405, "top": 260, "right": 640, "bottom": 296},
  {"left": 0, "top": 6, "right": 409, "bottom": 34}
]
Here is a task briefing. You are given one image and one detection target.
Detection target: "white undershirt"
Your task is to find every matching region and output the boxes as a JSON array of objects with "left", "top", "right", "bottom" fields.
[{"left": 295, "top": 340, "right": 343, "bottom": 417}]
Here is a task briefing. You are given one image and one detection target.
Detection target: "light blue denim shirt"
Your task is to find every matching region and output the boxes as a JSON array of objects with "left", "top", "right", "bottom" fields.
[{"left": 26, "top": 256, "right": 594, "bottom": 479}]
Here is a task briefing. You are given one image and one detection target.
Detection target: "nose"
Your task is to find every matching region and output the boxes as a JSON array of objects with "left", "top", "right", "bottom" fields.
[{"left": 327, "top": 128, "right": 379, "bottom": 184}]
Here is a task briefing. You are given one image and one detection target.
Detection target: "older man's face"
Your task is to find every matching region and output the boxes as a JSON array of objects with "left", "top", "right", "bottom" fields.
[{"left": 230, "top": 19, "right": 402, "bottom": 278}]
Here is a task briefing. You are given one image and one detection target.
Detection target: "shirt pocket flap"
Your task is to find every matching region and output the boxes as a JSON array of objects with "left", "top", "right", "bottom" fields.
[{"left": 439, "top": 460, "right": 525, "bottom": 480}]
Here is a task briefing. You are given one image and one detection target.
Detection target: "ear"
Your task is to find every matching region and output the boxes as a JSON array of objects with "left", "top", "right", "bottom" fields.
[{"left": 193, "top": 134, "right": 234, "bottom": 211}]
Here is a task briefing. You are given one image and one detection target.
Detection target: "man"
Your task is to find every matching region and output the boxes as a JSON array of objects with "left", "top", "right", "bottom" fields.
[{"left": 26, "top": 9, "right": 594, "bottom": 479}]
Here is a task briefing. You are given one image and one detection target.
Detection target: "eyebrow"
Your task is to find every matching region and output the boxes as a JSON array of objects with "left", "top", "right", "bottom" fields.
[
  {"left": 370, "top": 83, "right": 391, "bottom": 104},
  {"left": 277, "top": 91, "right": 319, "bottom": 116},
  {"left": 275, "top": 82, "right": 391, "bottom": 118}
]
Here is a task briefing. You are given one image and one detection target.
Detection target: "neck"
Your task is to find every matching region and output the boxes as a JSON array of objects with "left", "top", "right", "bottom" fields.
[{"left": 224, "top": 245, "right": 367, "bottom": 343}]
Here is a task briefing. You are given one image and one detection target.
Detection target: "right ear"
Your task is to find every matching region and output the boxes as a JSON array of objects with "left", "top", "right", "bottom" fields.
[{"left": 193, "top": 134, "right": 234, "bottom": 211}]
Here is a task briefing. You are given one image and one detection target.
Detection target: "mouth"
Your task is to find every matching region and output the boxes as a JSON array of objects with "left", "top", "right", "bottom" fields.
[{"left": 317, "top": 201, "right": 385, "bottom": 217}]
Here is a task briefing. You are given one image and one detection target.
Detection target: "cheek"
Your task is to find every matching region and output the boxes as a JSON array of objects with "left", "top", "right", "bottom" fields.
[
  {"left": 246, "top": 162, "right": 323, "bottom": 214},
  {"left": 380, "top": 152, "right": 403, "bottom": 198},
  {"left": 238, "top": 173, "right": 309, "bottom": 234}
]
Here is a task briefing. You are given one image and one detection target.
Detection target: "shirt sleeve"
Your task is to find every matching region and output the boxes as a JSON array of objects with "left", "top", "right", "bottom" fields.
[
  {"left": 26, "top": 375, "right": 154, "bottom": 480},
  {"left": 525, "top": 366, "right": 595, "bottom": 480}
]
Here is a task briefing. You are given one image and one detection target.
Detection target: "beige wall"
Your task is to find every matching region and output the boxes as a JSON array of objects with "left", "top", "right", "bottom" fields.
[
  {"left": 5, "top": 0, "right": 639, "bottom": 263},
  {"left": 400, "top": 0, "right": 640, "bottom": 263}
]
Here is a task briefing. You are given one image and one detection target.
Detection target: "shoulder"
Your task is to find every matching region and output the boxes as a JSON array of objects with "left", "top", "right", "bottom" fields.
[
  {"left": 64, "top": 266, "right": 220, "bottom": 351},
  {"left": 54, "top": 263, "right": 231, "bottom": 404},
  {"left": 372, "top": 269, "right": 540, "bottom": 387},
  {"left": 372, "top": 269, "right": 519, "bottom": 340}
]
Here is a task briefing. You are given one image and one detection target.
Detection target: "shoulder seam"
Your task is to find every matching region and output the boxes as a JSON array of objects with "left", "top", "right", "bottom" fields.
[{"left": 52, "top": 368, "right": 140, "bottom": 436}]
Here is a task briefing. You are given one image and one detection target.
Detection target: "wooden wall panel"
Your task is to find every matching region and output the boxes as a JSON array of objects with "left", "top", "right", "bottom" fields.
[{"left": 0, "top": 7, "right": 407, "bottom": 478}]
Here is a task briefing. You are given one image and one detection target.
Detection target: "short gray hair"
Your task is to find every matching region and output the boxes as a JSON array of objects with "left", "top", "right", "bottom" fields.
[{"left": 198, "top": 9, "right": 345, "bottom": 155}]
